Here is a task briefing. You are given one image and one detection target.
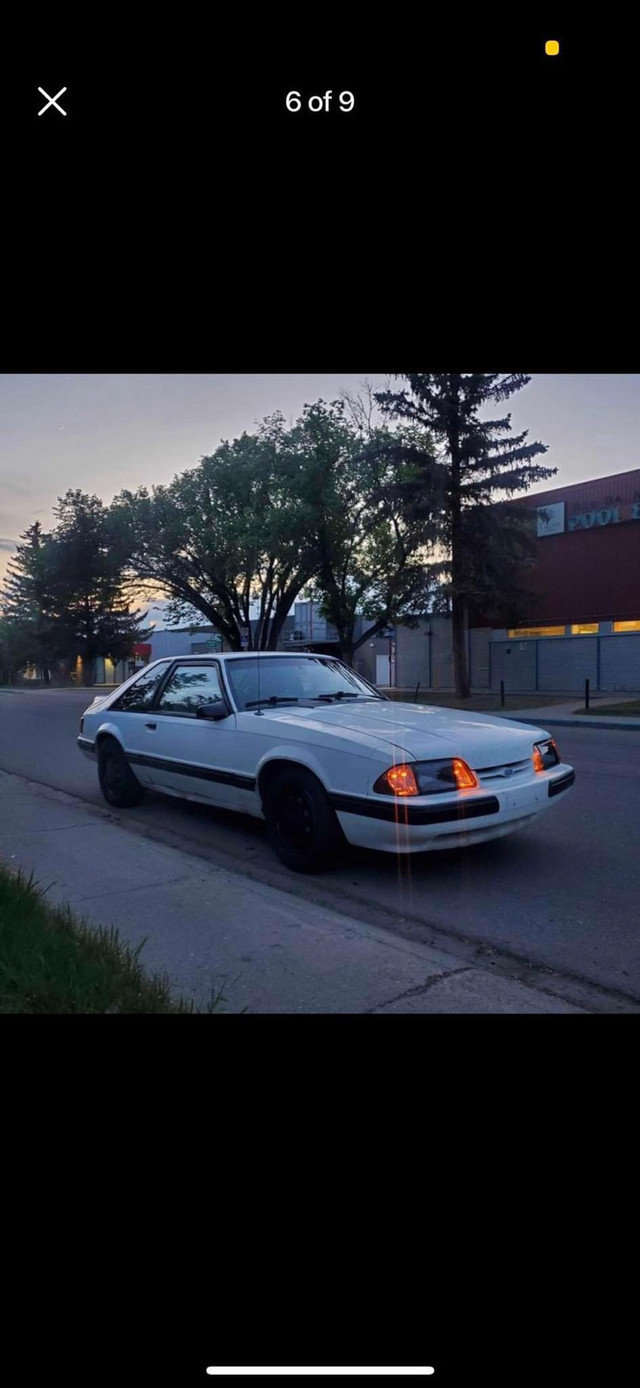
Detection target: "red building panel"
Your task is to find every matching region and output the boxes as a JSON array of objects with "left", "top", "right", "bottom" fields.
[{"left": 494, "top": 468, "right": 640, "bottom": 625}]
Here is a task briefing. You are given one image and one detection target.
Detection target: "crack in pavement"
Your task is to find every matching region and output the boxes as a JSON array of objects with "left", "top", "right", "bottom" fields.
[
  {"left": 64, "top": 872, "right": 207, "bottom": 904},
  {"left": 365, "top": 966, "right": 475, "bottom": 1013},
  {"left": 0, "top": 822, "right": 101, "bottom": 838}
]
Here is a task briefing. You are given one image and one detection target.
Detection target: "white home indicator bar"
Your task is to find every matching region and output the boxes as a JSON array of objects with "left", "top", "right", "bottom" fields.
[{"left": 206, "top": 1372, "right": 435, "bottom": 1378}]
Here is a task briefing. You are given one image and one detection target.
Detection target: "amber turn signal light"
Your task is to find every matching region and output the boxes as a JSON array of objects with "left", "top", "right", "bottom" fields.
[
  {"left": 380, "top": 763, "right": 419, "bottom": 796},
  {"left": 451, "top": 758, "right": 479, "bottom": 789}
]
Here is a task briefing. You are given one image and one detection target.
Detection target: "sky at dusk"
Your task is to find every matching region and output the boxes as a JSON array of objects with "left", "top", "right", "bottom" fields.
[{"left": 1, "top": 374, "right": 639, "bottom": 610}]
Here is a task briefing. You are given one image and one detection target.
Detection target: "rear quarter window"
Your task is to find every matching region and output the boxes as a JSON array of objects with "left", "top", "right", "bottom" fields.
[{"left": 111, "top": 662, "right": 171, "bottom": 712}]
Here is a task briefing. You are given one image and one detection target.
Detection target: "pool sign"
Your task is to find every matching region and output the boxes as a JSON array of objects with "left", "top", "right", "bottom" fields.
[{"left": 569, "top": 501, "right": 640, "bottom": 530}]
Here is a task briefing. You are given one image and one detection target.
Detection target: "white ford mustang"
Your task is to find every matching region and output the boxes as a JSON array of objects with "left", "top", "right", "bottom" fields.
[{"left": 78, "top": 652, "right": 575, "bottom": 873}]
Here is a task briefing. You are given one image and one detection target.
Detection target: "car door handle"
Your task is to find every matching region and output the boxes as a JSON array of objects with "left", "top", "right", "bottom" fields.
[{"left": 145, "top": 722, "right": 157, "bottom": 730}]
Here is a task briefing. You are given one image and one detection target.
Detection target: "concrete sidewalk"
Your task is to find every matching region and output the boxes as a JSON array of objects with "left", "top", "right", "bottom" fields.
[
  {"left": 384, "top": 689, "right": 640, "bottom": 731},
  {"left": 4, "top": 686, "right": 640, "bottom": 730},
  {"left": 0, "top": 767, "right": 585, "bottom": 1014},
  {"left": 490, "top": 699, "right": 640, "bottom": 731}
]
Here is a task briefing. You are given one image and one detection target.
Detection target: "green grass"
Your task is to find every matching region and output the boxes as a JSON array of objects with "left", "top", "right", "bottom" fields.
[
  {"left": 573, "top": 700, "right": 640, "bottom": 717},
  {"left": 0, "top": 864, "right": 226, "bottom": 1013},
  {"left": 385, "top": 690, "right": 565, "bottom": 713}
]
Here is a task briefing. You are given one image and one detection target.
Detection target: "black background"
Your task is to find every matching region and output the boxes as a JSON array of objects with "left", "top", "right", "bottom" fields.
[
  {"left": 5, "top": 1026, "right": 636, "bottom": 1386},
  {"left": 5, "top": 13, "right": 630, "bottom": 368},
  {"left": 2, "top": 11, "right": 636, "bottom": 1387}
]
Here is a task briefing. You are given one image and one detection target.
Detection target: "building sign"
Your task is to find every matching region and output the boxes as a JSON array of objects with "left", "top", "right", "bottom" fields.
[
  {"left": 537, "top": 493, "right": 640, "bottom": 536},
  {"left": 536, "top": 502, "right": 565, "bottom": 536},
  {"left": 568, "top": 501, "right": 640, "bottom": 530},
  {"left": 191, "top": 637, "right": 222, "bottom": 653}
]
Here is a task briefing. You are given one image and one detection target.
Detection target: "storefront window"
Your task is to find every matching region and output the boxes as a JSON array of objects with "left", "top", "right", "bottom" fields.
[
  {"left": 571, "top": 623, "right": 598, "bottom": 635},
  {"left": 613, "top": 620, "right": 640, "bottom": 633},
  {"left": 507, "top": 626, "right": 565, "bottom": 637}
]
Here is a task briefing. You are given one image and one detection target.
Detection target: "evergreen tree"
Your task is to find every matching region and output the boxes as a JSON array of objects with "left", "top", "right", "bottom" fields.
[
  {"left": 47, "top": 491, "right": 149, "bottom": 683},
  {"left": 373, "top": 374, "right": 555, "bottom": 696},
  {"left": 0, "top": 495, "right": 148, "bottom": 685},
  {"left": 0, "top": 522, "right": 65, "bottom": 680}
]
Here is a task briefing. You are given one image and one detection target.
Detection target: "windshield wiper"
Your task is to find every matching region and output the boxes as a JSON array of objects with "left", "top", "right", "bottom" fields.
[
  {"left": 245, "top": 695, "right": 300, "bottom": 709},
  {"left": 315, "top": 691, "right": 360, "bottom": 702}
]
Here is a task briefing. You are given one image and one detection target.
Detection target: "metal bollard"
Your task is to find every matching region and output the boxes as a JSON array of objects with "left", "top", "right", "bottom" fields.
[
  {"left": 500, "top": 679, "right": 505, "bottom": 708},
  {"left": 585, "top": 678, "right": 590, "bottom": 711}
]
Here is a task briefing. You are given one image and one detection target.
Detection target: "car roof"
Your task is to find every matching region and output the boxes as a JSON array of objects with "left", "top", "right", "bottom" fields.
[{"left": 152, "top": 651, "right": 326, "bottom": 661}]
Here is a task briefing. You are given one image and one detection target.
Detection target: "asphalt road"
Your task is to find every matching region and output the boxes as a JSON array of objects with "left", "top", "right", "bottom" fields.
[{"left": 1, "top": 687, "right": 639, "bottom": 1005}]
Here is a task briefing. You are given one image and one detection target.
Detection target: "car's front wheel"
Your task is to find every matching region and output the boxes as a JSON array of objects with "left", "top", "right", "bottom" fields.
[
  {"left": 97, "top": 737, "right": 145, "bottom": 808},
  {"left": 263, "top": 766, "right": 343, "bottom": 873}
]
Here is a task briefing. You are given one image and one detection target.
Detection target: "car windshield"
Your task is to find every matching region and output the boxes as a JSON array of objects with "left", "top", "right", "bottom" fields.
[{"left": 224, "top": 656, "right": 383, "bottom": 712}]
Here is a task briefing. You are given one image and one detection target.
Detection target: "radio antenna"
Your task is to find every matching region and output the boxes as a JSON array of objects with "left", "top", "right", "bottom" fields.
[{"left": 254, "top": 612, "right": 263, "bottom": 715}]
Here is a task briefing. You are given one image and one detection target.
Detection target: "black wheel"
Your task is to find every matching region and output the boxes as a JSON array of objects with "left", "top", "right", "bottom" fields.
[
  {"left": 97, "top": 738, "right": 145, "bottom": 808},
  {"left": 263, "top": 766, "right": 344, "bottom": 873}
]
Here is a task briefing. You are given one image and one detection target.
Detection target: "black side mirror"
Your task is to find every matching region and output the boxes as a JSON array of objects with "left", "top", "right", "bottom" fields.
[{"left": 196, "top": 699, "right": 230, "bottom": 721}]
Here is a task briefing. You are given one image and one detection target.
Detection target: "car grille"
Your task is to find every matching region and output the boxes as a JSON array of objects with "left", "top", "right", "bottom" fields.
[{"left": 476, "top": 757, "right": 532, "bottom": 785}]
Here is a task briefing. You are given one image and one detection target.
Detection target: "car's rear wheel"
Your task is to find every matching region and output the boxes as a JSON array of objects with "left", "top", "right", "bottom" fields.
[
  {"left": 98, "top": 738, "right": 145, "bottom": 808},
  {"left": 263, "top": 766, "right": 343, "bottom": 873}
]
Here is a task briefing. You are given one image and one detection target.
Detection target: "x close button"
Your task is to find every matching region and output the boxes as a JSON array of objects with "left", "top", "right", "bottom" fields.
[{"left": 38, "top": 86, "right": 67, "bottom": 116}]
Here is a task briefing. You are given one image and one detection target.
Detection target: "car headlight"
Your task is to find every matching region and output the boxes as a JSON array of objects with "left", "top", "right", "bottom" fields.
[
  {"left": 373, "top": 758, "right": 479, "bottom": 797},
  {"left": 532, "top": 738, "right": 560, "bottom": 772}
]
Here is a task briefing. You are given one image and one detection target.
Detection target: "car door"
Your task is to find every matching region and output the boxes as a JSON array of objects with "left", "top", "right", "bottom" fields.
[
  {"left": 106, "top": 660, "right": 174, "bottom": 785},
  {"left": 143, "top": 661, "right": 247, "bottom": 809}
]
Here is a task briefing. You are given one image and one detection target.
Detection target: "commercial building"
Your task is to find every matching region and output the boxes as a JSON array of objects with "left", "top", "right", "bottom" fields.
[
  {"left": 504, "top": 466, "right": 640, "bottom": 630},
  {"left": 358, "top": 468, "right": 640, "bottom": 695},
  {"left": 482, "top": 467, "right": 640, "bottom": 695}
]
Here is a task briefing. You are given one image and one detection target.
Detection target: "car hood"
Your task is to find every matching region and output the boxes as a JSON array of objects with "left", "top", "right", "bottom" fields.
[
  {"left": 258, "top": 700, "right": 546, "bottom": 767},
  {"left": 83, "top": 694, "right": 108, "bottom": 714}
]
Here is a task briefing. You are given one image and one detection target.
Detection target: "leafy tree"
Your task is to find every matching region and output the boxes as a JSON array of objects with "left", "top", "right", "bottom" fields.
[
  {"left": 372, "top": 375, "right": 555, "bottom": 696},
  {"left": 299, "top": 395, "right": 443, "bottom": 666},
  {"left": 110, "top": 409, "right": 343, "bottom": 651}
]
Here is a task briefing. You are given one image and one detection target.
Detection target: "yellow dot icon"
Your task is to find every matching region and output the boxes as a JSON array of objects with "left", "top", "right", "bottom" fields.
[{"left": 545, "top": 39, "right": 560, "bottom": 56}]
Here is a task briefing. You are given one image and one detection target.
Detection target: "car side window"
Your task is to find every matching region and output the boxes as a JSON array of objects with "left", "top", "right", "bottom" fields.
[
  {"left": 157, "top": 664, "right": 224, "bottom": 716},
  {"left": 111, "top": 661, "right": 172, "bottom": 712}
]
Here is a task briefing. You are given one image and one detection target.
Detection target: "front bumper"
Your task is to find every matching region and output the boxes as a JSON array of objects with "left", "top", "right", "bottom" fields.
[
  {"left": 77, "top": 734, "right": 96, "bottom": 759},
  {"left": 332, "top": 763, "right": 575, "bottom": 854}
]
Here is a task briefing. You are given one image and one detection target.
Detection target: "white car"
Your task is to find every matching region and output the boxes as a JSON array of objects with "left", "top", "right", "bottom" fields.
[{"left": 78, "top": 652, "right": 575, "bottom": 873}]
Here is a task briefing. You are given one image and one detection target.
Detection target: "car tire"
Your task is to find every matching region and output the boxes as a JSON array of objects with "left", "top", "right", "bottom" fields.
[
  {"left": 263, "top": 766, "right": 344, "bottom": 873},
  {"left": 97, "top": 737, "right": 145, "bottom": 808}
]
